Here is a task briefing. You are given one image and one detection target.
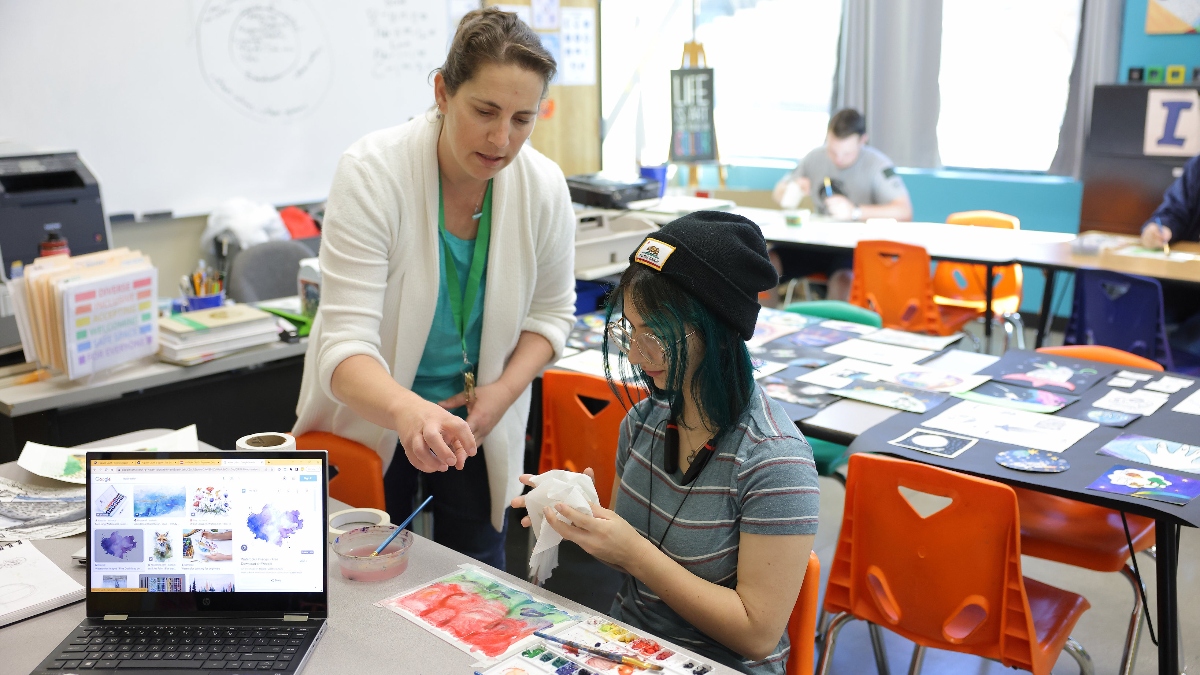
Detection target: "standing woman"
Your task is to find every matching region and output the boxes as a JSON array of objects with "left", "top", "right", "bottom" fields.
[{"left": 294, "top": 8, "right": 576, "bottom": 567}]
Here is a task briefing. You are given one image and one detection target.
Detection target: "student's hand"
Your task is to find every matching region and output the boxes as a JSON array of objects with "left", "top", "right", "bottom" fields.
[
  {"left": 204, "top": 552, "right": 233, "bottom": 561},
  {"left": 438, "top": 379, "right": 519, "bottom": 442},
  {"left": 1142, "top": 222, "right": 1172, "bottom": 249},
  {"left": 825, "top": 195, "right": 856, "bottom": 220},
  {"left": 395, "top": 399, "right": 476, "bottom": 472},
  {"left": 543, "top": 501, "right": 647, "bottom": 570}
]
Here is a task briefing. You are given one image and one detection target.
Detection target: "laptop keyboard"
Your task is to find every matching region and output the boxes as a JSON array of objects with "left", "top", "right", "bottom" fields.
[{"left": 37, "top": 624, "right": 315, "bottom": 673}]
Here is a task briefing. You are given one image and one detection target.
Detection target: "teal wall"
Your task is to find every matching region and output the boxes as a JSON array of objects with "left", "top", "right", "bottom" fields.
[
  {"left": 691, "top": 163, "right": 1082, "bottom": 317},
  {"left": 1118, "top": 0, "right": 1200, "bottom": 83}
]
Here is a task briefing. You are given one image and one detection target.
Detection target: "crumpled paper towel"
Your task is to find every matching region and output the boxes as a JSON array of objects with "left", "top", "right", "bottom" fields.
[{"left": 526, "top": 470, "right": 599, "bottom": 585}]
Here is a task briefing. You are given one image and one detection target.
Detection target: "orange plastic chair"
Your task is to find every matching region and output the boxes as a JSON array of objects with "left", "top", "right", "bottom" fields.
[
  {"left": 1037, "top": 345, "right": 1163, "bottom": 372},
  {"left": 1008, "top": 346, "right": 1161, "bottom": 675},
  {"left": 817, "top": 454, "right": 1092, "bottom": 675},
  {"left": 848, "top": 240, "right": 978, "bottom": 336},
  {"left": 786, "top": 551, "right": 821, "bottom": 675},
  {"left": 539, "top": 370, "right": 646, "bottom": 508},
  {"left": 933, "top": 211, "right": 1025, "bottom": 348},
  {"left": 294, "top": 432, "right": 386, "bottom": 512}
]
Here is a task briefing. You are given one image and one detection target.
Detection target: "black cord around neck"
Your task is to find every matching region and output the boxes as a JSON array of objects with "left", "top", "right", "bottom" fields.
[{"left": 650, "top": 420, "right": 715, "bottom": 551}]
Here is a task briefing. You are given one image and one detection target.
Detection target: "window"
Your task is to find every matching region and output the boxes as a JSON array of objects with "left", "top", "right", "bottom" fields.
[
  {"left": 937, "top": 0, "right": 1083, "bottom": 171},
  {"left": 600, "top": 0, "right": 843, "bottom": 172}
]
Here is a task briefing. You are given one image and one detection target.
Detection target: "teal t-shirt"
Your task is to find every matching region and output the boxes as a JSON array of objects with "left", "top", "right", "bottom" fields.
[{"left": 411, "top": 196, "right": 489, "bottom": 418}]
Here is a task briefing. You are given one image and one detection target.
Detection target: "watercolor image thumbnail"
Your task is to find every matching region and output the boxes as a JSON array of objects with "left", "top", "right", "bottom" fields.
[
  {"left": 190, "top": 574, "right": 235, "bottom": 592},
  {"left": 139, "top": 574, "right": 185, "bottom": 592},
  {"left": 190, "top": 486, "right": 231, "bottom": 516},
  {"left": 133, "top": 486, "right": 186, "bottom": 518},
  {"left": 379, "top": 567, "right": 578, "bottom": 658},
  {"left": 101, "top": 575, "right": 128, "bottom": 589},
  {"left": 94, "top": 529, "right": 143, "bottom": 563},
  {"left": 246, "top": 505, "right": 304, "bottom": 546}
]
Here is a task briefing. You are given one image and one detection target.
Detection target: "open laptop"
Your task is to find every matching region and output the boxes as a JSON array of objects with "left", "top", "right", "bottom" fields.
[{"left": 29, "top": 450, "right": 329, "bottom": 675}]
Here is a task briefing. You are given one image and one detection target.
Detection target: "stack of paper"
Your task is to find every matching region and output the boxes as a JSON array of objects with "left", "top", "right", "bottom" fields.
[
  {"left": 158, "top": 305, "right": 278, "bottom": 365},
  {"left": 0, "top": 540, "right": 84, "bottom": 627},
  {"left": 9, "top": 248, "right": 158, "bottom": 380}
]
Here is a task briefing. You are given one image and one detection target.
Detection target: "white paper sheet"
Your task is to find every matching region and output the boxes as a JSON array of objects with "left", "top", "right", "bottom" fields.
[
  {"left": 822, "top": 338, "right": 934, "bottom": 365},
  {"left": 921, "top": 350, "right": 1000, "bottom": 375},
  {"left": 1116, "top": 370, "right": 1153, "bottom": 381},
  {"left": 921, "top": 401, "right": 1098, "bottom": 453},
  {"left": 0, "top": 540, "right": 85, "bottom": 626},
  {"left": 1173, "top": 389, "right": 1200, "bottom": 416},
  {"left": 17, "top": 426, "right": 199, "bottom": 484},
  {"left": 795, "top": 358, "right": 891, "bottom": 389},
  {"left": 552, "top": 349, "right": 617, "bottom": 380},
  {"left": 861, "top": 328, "right": 964, "bottom": 351},
  {"left": 1092, "top": 389, "right": 1172, "bottom": 416},
  {"left": 752, "top": 360, "right": 788, "bottom": 379},
  {"left": 1143, "top": 376, "right": 1195, "bottom": 394},
  {"left": 1107, "top": 377, "right": 1137, "bottom": 388}
]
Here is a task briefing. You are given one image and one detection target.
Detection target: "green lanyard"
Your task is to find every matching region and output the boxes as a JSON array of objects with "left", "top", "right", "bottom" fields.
[{"left": 438, "top": 176, "right": 492, "bottom": 398}]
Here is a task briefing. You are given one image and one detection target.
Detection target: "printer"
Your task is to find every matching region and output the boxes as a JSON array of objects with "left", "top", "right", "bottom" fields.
[
  {"left": 0, "top": 152, "right": 111, "bottom": 279},
  {"left": 0, "top": 152, "right": 112, "bottom": 353}
]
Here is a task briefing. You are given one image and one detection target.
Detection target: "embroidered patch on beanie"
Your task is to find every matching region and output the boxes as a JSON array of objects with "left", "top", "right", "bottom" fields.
[{"left": 633, "top": 238, "right": 676, "bottom": 271}]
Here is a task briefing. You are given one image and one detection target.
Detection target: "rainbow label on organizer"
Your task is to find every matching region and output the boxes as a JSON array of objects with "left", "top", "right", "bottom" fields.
[{"left": 9, "top": 248, "right": 158, "bottom": 380}]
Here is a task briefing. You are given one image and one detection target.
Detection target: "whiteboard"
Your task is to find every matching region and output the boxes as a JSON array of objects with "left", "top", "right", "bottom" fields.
[{"left": 0, "top": 0, "right": 473, "bottom": 218}]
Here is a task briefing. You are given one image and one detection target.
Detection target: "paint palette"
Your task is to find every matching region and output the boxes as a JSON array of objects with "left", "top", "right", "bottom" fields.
[{"left": 540, "top": 617, "right": 714, "bottom": 675}]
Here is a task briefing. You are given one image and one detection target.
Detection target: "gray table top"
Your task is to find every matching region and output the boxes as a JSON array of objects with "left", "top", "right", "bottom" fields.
[
  {"left": 0, "top": 432, "right": 733, "bottom": 675},
  {"left": 0, "top": 340, "right": 307, "bottom": 417}
]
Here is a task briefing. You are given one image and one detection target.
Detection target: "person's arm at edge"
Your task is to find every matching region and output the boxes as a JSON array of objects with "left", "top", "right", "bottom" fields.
[
  {"left": 1143, "top": 155, "right": 1200, "bottom": 246},
  {"left": 859, "top": 194, "right": 912, "bottom": 221}
]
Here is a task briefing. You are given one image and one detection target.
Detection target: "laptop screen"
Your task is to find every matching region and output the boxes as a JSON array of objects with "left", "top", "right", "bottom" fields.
[{"left": 86, "top": 451, "right": 328, "bottom": 617}]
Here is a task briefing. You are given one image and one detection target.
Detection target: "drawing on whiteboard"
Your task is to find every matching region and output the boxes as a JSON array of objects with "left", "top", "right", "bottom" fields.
[
  {"left": 366, "top": 0, "right": 444, "bottom": 79},
  {"left": 197, "top": 0, "right": 332, "bottom": 121}
]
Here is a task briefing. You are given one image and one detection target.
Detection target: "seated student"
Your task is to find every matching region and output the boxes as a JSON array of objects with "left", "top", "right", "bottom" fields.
[
  {"left": 770, "top": 108, "right": 912, "bottom": 301},
  {"left": 512, "top": 211, "right": 819, "bottom": 675},
  {"left": 1141, "top": 152, "right": 1200, "bottom": 360}
]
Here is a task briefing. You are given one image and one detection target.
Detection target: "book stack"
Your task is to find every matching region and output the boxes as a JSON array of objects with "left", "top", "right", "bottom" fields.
[
  {"left": 8, "top": 248, "right": 158, "bottom": 380},
  {"left": 158, "top": 304, "right": 279, "bottom": 366}
]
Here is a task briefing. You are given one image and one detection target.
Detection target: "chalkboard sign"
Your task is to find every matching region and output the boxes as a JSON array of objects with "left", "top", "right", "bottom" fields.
[{"left": 669, "top": 68, "right": 716, "bottom": 162}]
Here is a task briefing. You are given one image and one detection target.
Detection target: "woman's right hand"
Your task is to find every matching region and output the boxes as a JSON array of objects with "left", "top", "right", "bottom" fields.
[
  {"left": 1142, "top": 222, "right": 1172, "bottom": 249},
  {"left": 395, "top": 400, "right": 477, "bottom": 472}
]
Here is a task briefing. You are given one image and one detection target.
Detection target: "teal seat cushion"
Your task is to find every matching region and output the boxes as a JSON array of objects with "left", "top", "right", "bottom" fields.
[{"left": 809, "top": 437, "right": 850, "bottom": 477}]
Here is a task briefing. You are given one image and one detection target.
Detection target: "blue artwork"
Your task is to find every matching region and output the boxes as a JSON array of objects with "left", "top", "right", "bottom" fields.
[
  {"left": 1097, "top": 434, "right": 1200, "bottom": 476},
  {"left": 246, "top": 505, "right": 304, "bottom": 546},
  {"left": 1087, "top": 465, "right": 1200, "bottom": 506},
  {"left": 95, "top": 529, "right": 143, "bottom": 562},
  {"left": 133, "top": 486, "right": 186, "bottom": 518}
]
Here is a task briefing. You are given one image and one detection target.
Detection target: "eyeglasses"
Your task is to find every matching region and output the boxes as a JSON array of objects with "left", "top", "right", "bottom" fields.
[{"left": 607, "top": 318, "right": 695, "bottom": 366}]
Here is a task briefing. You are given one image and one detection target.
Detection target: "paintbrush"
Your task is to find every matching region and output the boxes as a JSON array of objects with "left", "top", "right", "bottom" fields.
[
  {"left": 372, "top": 495, "right": 432, "bottom": 556},
  {"left": 533, "top": 631, "right": 664, "bottom": 671}
]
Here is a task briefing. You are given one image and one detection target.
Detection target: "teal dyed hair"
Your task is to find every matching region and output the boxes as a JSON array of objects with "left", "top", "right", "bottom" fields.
[{"left": 603, "top": 264, "right": 756, "bottom": 437}]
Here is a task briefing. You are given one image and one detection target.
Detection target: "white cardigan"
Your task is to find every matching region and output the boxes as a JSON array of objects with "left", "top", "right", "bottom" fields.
[{"left": 293, "top": 116, "right": 577, "bottom": 531}]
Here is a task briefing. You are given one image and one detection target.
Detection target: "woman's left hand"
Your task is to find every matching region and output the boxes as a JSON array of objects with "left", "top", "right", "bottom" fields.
[
  {"left": 438, "top": 379, "right": 519, "bottom": 441},
  {"left": 542, "top": 501, "right": 648, "bottom": 571}
]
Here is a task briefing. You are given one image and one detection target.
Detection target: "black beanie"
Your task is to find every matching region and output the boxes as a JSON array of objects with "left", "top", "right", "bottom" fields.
[{"left": 628, "top": 210, "right": 778, "bottom": 340}]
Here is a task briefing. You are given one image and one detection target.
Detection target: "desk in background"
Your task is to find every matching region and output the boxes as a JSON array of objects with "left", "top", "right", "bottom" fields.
[{"left": 0, "top": 341, "right": 307, "bottom": 463}]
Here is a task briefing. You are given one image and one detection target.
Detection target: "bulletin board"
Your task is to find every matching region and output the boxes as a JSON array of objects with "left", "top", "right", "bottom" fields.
[{"left": 484, "top": 0, "right": 602, "bottom": 176}]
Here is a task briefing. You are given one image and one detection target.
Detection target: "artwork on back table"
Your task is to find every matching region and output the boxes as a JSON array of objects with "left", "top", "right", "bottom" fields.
[
  {"left": 830, "top": 381, "right": 950, "bottom": 413},
  {"left": 761, "top": 377, "right": 840, "bottom": 409},
  {"left": 889, "top": 429, "right": 977, "bottom": 458},
  {"left": 1087, "top": 465, "right": 1200, "bottom": 506},
  {"left": 750, "top": 336, "right": 836, "bottom": 366},
  {"left": 1097, "top": 434, "right": 1200, "bottom": 475},
  {"left": 990, "top": 353, "right": 1106, "bottom": 393},
  {"left": 954, "top": 381, "right": 1079, "bottom": 414}
]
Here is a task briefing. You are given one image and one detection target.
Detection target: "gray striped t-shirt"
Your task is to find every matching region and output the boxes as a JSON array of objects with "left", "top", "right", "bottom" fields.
[{"left": 608, "top": 386, "right": 820, "bottom": 675}]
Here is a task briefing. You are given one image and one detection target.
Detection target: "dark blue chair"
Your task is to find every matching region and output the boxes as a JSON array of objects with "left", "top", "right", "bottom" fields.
[{"left": 1063, "top": 269, "right": 1174, "bottom": 371}]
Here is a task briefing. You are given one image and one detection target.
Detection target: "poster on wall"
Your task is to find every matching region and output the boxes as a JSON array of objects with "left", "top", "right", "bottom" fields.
[
  {"left": 1145, "top": 0, "right": 1200, "bottom": 34},
  {"left": 668, "top": 68, "right": 716, "bottom": 162}
]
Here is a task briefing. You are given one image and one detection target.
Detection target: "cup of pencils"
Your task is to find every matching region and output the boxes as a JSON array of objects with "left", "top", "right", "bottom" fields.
[{"left": 179, "top": 261, "right": 225, "bottom": 313}]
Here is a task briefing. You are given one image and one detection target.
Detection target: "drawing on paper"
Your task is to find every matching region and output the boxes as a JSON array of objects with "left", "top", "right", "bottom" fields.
[
  {"left": 954, "top": 381, "right": 1079, "bottom": 413},
  {"left": 1087, "top": 465, "right": 1200, "bottom": 506},
  {"left": 196, "top": 0, "right": 333, "bottom": 121},
  {"left": 1097, "top": 434, "right": 1200, "bottom": 475},
  {"left": 995, "top": 355, "right": 1101, "bottom": 392},
  {"left": 378, "top": 567, "right": 578, "bottom": 658},
  {"left": 246, "top": 505, "right": 304, "bottom": 546},
  {"left": 761, "top": 377, "right": 839, "bottom": 409}
]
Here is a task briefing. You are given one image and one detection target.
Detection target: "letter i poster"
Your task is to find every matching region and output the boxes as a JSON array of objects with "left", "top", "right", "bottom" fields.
[{"left": 61, "top": 267, "right": 158, "bottom": 379}]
